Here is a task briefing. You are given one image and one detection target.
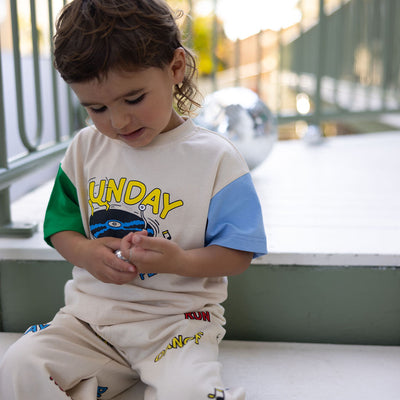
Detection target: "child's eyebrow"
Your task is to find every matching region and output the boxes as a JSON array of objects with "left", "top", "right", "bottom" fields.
[{"left": 80, "top": 88, "right": 145, "bottom": 107}]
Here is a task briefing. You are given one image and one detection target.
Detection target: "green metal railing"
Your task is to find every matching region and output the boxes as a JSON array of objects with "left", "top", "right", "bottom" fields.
[
  {"left": 1, "top": 0, "right": 400, "bottom": 237},
  {"left": 204, "top": 0, "right": 400, "bottom": 130},
  {"left": 231, "top": 0, "right": 400, "bottom": 126},
  {"left": 0, "top": 0, "right": 83, "bottom": 236},
  {"left": 278, "top": 0, "right": 400, "bottom": 125}
]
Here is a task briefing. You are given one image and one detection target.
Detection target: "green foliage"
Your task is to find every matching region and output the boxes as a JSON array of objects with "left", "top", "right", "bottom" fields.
[
  {"left": 168, "top": 0, "right": 230, "bottom": 76},
  {"left": 189, "top": 15, "right": 229, "bottom": 76}
]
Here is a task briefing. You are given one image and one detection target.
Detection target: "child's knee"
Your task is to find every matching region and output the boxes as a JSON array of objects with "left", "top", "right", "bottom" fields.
[{"left": 0, "top": 335, "right": 41, "bottom": 372}]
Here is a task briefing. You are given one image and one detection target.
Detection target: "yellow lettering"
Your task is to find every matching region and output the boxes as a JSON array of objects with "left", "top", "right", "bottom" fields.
[
  {"left": 170, "top": 335, "right": 184, "bottom": 349},
  {"left": 154, "top": 350, "right": 166, "bottom": 363},
  {"left": 154, "top": 331, "right": 204, "bottom": 363},
  {"left": 194, "top": 332, "right": 204, "bottom": 344},
  {"left": 124, "top": 181, "right": 146, "bottom": 205},
  {"left": 183, "top": 336, "right": 192, "bottom": 345},
  {"left": 88, "top": 180, "right": 109, "bottom": 215},
  {"left": 141, "top": 188, "right": 161, "bottom": 215},
  {"left": 106, "top": 178, "right": 126, "bottom": 203},
  {"left": 88, "top": 179, "right": 183, "bottom": 219},
  {"left": 160, "top": 193, "right": 183, "bottom": 219}
]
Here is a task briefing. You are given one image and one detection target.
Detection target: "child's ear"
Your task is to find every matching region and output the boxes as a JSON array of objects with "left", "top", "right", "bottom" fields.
[{"left": 170, "top": 48, "right": 186, "bottom": 84}]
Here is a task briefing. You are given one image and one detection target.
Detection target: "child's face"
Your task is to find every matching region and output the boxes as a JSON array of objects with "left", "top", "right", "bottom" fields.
[{"left": 70, "top": 49, "right": 186, "bottom": 148}]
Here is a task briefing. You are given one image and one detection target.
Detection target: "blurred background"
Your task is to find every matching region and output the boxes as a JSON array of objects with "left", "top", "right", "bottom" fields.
[
  {"left": 1, "top": 0, "right": 400, "bottom": 231},
  {"left": 174, "top": 0, "right": 400, "bottom": 138}
]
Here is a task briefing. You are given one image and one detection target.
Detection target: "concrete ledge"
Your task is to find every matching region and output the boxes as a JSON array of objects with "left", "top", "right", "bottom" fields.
[{"left": 1, "top": 334, "right": 400, "bottom": 399}]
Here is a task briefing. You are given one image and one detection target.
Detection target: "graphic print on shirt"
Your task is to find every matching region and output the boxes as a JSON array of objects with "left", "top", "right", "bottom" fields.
[
  {"left": 88, "top": 177, "right": 184, "bottom": 239},
  {"left": 90, "top": 208, "right": 157, "bottom": 238}
]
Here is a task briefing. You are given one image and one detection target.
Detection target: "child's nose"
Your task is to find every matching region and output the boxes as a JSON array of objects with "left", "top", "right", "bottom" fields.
[{"left": 110, "top": 110, "right": 130, "bottom": 130}]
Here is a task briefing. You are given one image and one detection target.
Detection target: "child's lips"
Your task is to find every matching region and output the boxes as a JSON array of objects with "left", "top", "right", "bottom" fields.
[{"left": 119, "top": 128, "right": 144, "bottom": 140}]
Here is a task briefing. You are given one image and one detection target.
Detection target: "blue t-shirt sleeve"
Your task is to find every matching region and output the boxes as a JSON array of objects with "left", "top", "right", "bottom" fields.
[{"left": 205, "top": 173, "right": 267, "bottom": 258}]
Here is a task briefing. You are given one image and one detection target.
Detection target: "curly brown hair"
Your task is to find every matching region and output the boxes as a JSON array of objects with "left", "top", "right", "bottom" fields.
[{"left": 53, "top": 0, "right": 200, "bottom": 114}]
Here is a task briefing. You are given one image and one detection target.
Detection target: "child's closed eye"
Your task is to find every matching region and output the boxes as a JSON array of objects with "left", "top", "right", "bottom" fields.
[
  {"left": 89, "top": 106, "right": 107, "bottom": 114},
  {"left": 86, "top": 93, "right": 145, "bottom": 114},
  {"left": 126, "top": 94, "right": 146, "bottom": 105}
]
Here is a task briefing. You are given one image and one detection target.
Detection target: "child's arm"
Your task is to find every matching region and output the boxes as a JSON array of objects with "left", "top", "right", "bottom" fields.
[
  {"left": 50, "top": 230, "right": 138, "bottom": 284},
  {"left": 120, "top": 232, "right": 252, "bottom": 278}
]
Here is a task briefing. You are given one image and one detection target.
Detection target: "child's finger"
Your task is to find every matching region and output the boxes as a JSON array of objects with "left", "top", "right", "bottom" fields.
[
  {"left": 108, "top": 267, "right": 138, "bottom": 285},
  {"left": 111, "top": 253, "right": 136, "bottom": 272},
  {"left": 134, "top": 230, "right": 148, "bottom": 238},
  {"left": 106, "top": 237, "right": 123, "bottom": 251},
  {"left": 120, "top": 232, "right": 134, "bottom": 253},
  {"left": 133, "top": 234, "right": 164, "bottom": 249}
]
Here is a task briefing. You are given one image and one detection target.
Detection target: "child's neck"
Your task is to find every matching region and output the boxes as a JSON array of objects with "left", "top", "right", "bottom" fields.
[{"left": 162, "top": 110, "right": 185, "bottom": 133}]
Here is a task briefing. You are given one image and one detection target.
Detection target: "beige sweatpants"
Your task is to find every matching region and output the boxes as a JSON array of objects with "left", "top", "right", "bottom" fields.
[{"left": 0, "top": 310, "right": 245, "bottom": 399}]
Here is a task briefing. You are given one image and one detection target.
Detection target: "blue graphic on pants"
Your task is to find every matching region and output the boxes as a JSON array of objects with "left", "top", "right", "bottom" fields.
[
  {"left": 24, "top": 323, "right": 50, "bottom": 335},
  {"left": 97, "top": 386, "right": 108, "bottom": 398}
]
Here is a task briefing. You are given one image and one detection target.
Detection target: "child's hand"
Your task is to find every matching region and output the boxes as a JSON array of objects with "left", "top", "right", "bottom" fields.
[
  {"left": 121, "top": 232, "right": 185, "bottom": 275},
  {"left": 117, "top": 231, "right": 253, "bottom": 278},
  {"left": 120, "top": 230, "right": 149, "bottom": 261},
  {"left": 80, "top": 237, "right": 138, "bottom": 284},
  {"left": 50, "top": 231, "right": 138, "bottom": 285}
]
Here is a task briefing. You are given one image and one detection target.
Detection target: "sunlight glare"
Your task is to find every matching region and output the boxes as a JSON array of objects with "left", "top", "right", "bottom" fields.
[
  {"left": 0, "top": 0, "right": 6, "bottom": 24},
  {"left": 195, "top": 0, "right": 215, "bottom": 16},
  {"left": 216, "top": 0, "right": 301, "bottom": 40}
]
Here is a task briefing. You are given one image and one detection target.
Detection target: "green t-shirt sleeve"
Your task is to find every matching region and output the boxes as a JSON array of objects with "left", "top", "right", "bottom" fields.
[{"left": 43, "top": 164, "right": 86, "bottom": 247}]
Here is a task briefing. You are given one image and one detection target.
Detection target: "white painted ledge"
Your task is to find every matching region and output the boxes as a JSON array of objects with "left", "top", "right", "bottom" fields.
[
  {"left": 1, "top": 334, "right": 400, "bottom": 400},
  {"left": 1, "top": 132, "right": 399, "bottom": 266},
  {"left": 0, "top": 180, "right": 64, "bottom": 261}
]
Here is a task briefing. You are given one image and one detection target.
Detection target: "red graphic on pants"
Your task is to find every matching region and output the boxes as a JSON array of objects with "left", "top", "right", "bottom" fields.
[{"left": 184, "top": 311, "right": 211, "bottom": 322}]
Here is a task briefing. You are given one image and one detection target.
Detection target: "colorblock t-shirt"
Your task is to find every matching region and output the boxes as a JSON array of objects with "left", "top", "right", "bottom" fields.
[{"left": 44, "top": 118, "right": 267, "bottom": 324}]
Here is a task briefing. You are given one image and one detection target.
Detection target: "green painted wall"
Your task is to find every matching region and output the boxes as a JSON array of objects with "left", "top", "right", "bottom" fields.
[
  {"left": 224, "top": 265, "right": 400, "bottom": 345},
  {"left": 1, "top": 261, "right": 400, "bottom": 345},
  {"left": 0, "top": 260, "right": 72, "bottom": 332}
]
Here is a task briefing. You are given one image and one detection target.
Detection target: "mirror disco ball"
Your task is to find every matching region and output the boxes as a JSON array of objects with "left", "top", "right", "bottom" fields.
[{"left": 195, "top": 87, "right": 277, "bottom": 169}]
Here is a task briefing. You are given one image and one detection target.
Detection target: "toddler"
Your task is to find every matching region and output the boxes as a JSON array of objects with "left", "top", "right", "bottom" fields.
[{"left": 0, "top": 0, "right": 267, "bottom": 398}]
